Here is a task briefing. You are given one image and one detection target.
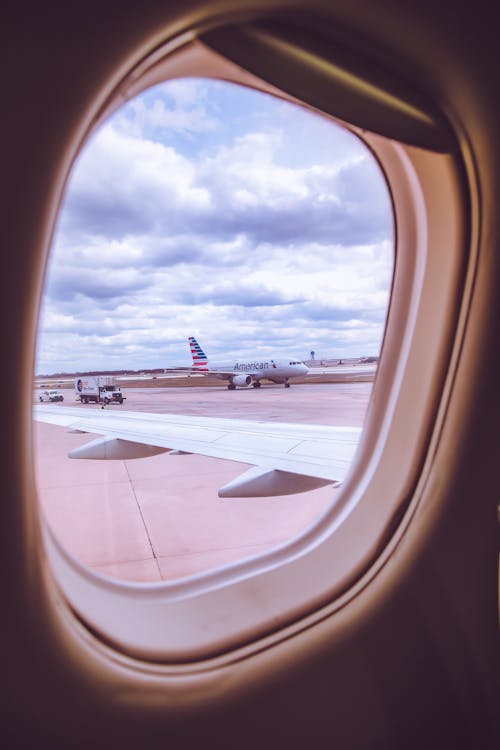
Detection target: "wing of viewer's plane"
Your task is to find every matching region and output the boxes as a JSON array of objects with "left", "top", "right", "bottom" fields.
[{"left": 33, "top": 404, "right": 360, "bottom": 497}]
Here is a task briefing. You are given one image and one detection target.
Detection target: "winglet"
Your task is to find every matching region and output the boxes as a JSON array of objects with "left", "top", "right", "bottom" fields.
[{"left": 218, "top": 466, "right": 335, "bottom": 498}]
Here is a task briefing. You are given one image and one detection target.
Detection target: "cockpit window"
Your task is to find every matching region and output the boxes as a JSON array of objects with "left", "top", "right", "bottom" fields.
[{"left": 34, "top": 78, "right": 393, "bottom": 583}]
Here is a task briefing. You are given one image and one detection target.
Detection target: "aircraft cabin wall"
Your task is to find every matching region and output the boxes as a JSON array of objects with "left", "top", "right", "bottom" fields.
[{"left": 2, "top": 1, "right": 499, "bottom": 748}]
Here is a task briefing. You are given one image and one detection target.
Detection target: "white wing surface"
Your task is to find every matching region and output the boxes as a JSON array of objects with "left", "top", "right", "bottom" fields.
[
  {"left": 33, "top": 405, "right": 361, "bottom": 497},
  {"left": 163, "top": 367, "right": 234, "bottom": 378},
  {"left": 306, "top": 364, "right": 377, "bottom": 378}
]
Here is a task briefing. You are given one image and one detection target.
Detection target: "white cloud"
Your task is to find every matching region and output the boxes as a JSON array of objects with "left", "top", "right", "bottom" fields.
[
  {"left": 114, "top": 79, "right": 218, "bottom": 138},
  {"left": 37, "top": 79, "right": 393, "bottom": 374}
]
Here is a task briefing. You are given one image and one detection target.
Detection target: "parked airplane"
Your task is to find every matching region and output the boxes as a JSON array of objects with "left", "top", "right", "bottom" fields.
[
  {"left": 4, "top": 1, "right": 500, "bottom": 749},
  {"left": 168, "top": 336, "right": 309, "bottom": 388}
]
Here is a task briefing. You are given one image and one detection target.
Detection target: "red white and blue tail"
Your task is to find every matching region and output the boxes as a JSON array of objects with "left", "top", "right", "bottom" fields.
[{"left": 188, "top": 336, "right": 209, "bottom": 370}]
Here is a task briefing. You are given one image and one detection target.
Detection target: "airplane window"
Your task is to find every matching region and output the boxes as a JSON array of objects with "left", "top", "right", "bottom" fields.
[{"left": 34, "top": 77, "right": 393, "bottom": 585}]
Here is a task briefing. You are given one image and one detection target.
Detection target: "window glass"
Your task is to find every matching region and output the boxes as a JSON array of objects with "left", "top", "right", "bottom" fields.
[{"left": 34, "top": 79, "right": 393, "bottom": 583}]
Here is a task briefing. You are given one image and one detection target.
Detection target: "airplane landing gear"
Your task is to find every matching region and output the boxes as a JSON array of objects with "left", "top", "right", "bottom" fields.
[
  {"left": 253, "top": 381, "right": 261, "bottom": 388},
  {"left": 285, "top": 382, "right": 290, "bottom": 388}
]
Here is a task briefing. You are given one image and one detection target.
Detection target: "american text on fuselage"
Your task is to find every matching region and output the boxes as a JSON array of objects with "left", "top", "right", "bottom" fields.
[{"left": 234, "top": 361, "right": 275, "bottom": 371}]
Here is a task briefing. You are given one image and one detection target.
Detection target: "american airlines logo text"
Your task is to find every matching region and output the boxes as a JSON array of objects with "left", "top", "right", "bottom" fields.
[{"left": 234, "top": 362, "right": 273, "bottom": 372}]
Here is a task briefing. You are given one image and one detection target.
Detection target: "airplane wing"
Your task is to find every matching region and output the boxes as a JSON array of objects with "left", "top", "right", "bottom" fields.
[
  {"left": 307, "top": 364, "right": 377, "bottom": 379},
  {"left": 33, "top": 405, "right": 361, "bottom": 498},
  {"left": 163, "top": 367, "right": 235, "bottom": 378}
]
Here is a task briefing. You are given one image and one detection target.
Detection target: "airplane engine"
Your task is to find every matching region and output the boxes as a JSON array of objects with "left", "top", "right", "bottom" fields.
[{"left": 232, "top": 374, "right": 253, "bottom": 387}]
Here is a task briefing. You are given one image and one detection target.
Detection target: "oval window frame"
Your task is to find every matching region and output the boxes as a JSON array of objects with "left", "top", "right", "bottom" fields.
[{"left": 37, "top": 33, "right": 469, "bottom": 665}]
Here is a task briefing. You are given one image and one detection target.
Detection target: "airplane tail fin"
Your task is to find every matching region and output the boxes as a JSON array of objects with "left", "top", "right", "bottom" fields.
[{"left": 188, "top": 336, "right": 209, "bottom": 370}]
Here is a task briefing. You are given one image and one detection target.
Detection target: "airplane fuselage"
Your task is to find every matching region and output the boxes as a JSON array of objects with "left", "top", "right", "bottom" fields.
[{"left": 208, "top": 359, "right": 309, "bottom": 387}]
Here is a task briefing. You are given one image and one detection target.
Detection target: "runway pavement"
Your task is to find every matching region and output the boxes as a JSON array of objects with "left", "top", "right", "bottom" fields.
[{"left": 33, "top": 382, "right": 372, "bottom": 583}]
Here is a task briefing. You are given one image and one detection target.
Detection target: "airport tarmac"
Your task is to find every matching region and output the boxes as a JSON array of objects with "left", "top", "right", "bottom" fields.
[{"left": 33, "top": 382, "right": 371, "bottom": 583}]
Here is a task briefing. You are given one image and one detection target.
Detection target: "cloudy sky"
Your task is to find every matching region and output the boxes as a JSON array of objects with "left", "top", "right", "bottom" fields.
[{"left": 36, "top": 78, "right": 393, "bottom": 375}]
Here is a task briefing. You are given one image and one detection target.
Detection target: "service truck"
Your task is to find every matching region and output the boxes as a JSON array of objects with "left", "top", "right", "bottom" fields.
[{"left": 75, "top": 376, "right": 125, "bottom": 404}]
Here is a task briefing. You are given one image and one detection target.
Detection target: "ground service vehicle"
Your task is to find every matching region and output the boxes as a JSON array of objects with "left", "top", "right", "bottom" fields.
[
  {"left": 38, "top": 390, "right": 64, "bottom": 403},
  {"left": 75, "top": 376, "right": 125, "bottom": 404},
  {"left": 3, "top": 1, "right": 500, "bottom": 749}
]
